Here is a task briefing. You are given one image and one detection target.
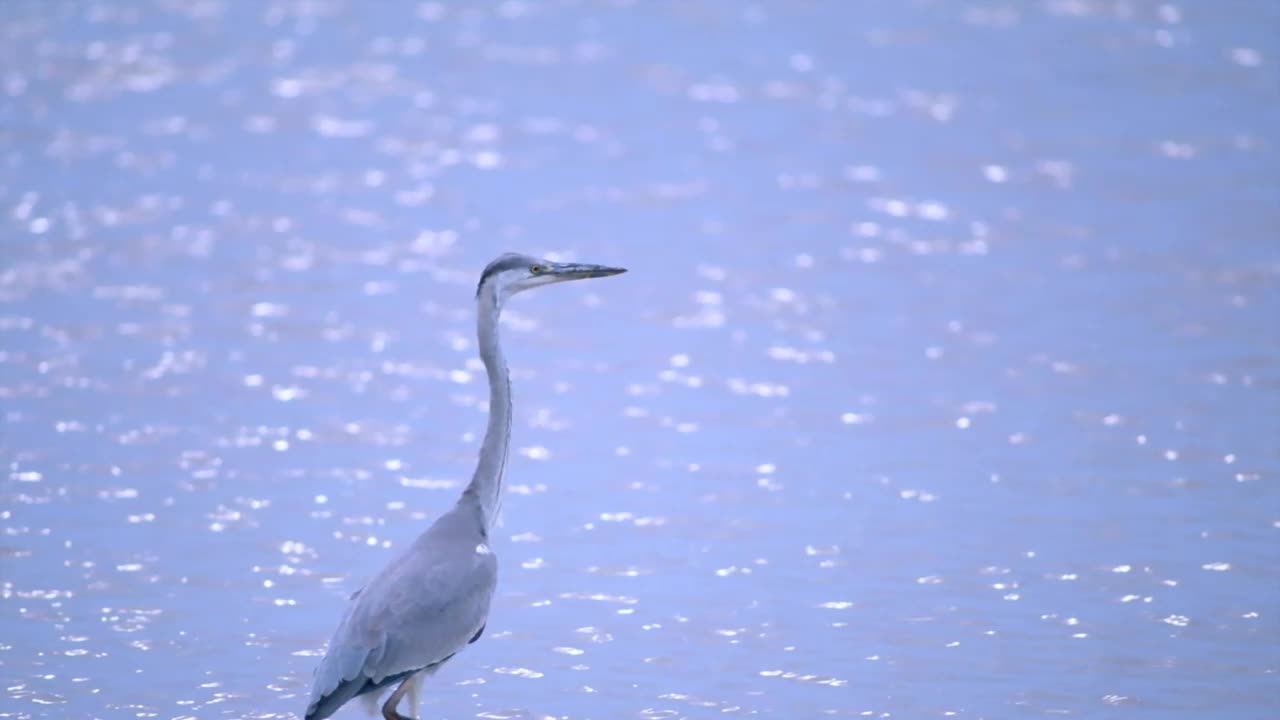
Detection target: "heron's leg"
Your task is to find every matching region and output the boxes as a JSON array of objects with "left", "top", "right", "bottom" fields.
[
  {"left": 406, "top": 672, "right": 422, "bottom": 716},
  {"left": 381, "top": 673, "right": 418, "bottom": 720}
]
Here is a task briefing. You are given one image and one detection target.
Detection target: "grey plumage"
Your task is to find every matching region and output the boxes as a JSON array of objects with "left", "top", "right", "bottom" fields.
[
  {"left": 306, "top": 504, "right": 495, "bottom": 719},
  {"left": 306, "top": 253, "right": 625, "bottom": 720},
  {"left": 475, "top": 252, "right": 534, "bottom": 297}
]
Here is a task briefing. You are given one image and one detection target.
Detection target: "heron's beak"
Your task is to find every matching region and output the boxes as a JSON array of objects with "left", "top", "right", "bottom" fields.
[{"left": 550, "top": 262, "right": 627, "bottom": 280}]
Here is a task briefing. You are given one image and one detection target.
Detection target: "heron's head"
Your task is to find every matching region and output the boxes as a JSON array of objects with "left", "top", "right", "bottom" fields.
[{"left": 476, "top": 252, "right": 626, "bottom": 305}]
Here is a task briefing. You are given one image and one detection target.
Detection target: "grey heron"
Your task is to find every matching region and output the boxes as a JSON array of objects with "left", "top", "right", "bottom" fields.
[{"left": 305, "top": 253, "right": 626, "bottom": 720}]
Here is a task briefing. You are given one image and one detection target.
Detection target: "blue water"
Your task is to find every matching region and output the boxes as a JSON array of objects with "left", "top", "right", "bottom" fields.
[{"left": 2, "top": 2, "right": 1278, "bottom": 718}]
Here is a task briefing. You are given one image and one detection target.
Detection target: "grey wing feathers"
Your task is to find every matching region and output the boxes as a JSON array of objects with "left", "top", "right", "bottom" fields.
[{"left": 306, "top": 508, "right": 498, "bottom": 719}]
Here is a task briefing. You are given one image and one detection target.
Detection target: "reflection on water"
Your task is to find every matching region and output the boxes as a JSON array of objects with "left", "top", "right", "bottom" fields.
[{"left": 2, "top": 1, "right": 1278, "bottom": 718}]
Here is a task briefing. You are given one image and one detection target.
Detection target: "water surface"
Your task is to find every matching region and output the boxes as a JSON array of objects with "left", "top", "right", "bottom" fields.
[{"left": 2, "top": 2, "right": 1278, "bottom": 718}]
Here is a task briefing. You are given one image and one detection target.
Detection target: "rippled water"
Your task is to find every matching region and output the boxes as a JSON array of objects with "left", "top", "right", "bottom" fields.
[{"left": 3, "top": 2, "right": 1278, "bottom": 718}]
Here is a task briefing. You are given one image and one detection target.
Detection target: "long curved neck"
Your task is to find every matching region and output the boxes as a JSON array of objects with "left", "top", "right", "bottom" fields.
[{"left": 461, "top": 288, "right": 511, "bottom": 532}]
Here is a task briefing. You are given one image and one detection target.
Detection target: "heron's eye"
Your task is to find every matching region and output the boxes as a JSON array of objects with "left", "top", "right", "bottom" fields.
[{"left": 530, "top": 264, "right": 544, "bottom": 274}]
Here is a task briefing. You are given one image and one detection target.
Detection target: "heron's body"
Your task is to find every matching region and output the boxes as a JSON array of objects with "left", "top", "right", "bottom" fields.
[
  {"left": 305, "top": 502, "right": 494, "bottom": 719},
  {"left": 306, "top": 253, "right": 624, "bottom": 720}
]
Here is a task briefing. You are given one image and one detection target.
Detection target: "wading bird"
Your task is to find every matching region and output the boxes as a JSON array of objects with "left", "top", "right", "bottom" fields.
[{"left": 306, "top": 253, "right": 626, "bottom": 720}]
